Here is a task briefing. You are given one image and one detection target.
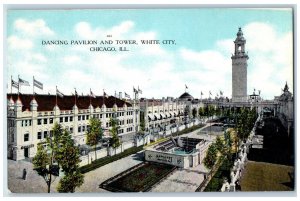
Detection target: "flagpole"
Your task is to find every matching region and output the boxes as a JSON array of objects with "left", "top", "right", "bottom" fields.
[
  {"left": 56, "top": 86, "right": 58, "bottom": 106},
  {"left": 33, "top": 76, "right": 35, "bottom": 99},
  {"left": 103, "top": 89, "right": 105, "bottom": 107},
  {"left": 90, "top": 88, "right": 92, "bottom": 106},
  {"left": 10, "top": 75, "right": 12, "bottom": 96},
  {"left": 74, "top": 88, "right": 77, "bottom": 106},
  {"left": 18, "top": 75, "right": 20, "bottom": 98}
]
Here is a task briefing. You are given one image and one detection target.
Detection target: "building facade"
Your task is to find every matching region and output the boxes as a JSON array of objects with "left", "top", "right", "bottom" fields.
[
  {"left": 232, "top": 27, "right": 249, "bottom": 102},
  {"left": 140, "top": 92, "right": 204, "bottom": 136},
  {"left": 7, "top": 94, "right": 139, "bottom": 161}
]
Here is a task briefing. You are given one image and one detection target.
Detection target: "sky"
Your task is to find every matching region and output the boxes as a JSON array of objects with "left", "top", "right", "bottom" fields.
[{"left": 6, "top": 8, "right": 293, "bottom": 100}]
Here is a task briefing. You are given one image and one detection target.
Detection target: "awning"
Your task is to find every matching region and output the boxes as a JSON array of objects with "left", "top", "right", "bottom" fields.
[
  {"left": 165, "top": 112, "right": 171, "bottom": 118},
  {"left": 154, "top": 113, "right": 160, "bottom": 120},
  {"left": 148, "top": 114, "right": 154, "bottom": 120},
  {"left": 160, "top": 113, "right": 166, "bottom": 119},
  {"left": 174, "top": 111, "right": 178, "bottom": 116}
]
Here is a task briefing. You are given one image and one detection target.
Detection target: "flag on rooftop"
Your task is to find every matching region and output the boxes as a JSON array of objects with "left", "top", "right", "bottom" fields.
[
  {"left": 11, "top": 79, "right": 19, "bottom": 89},
  {"left": 138, "top": 86, "right": 142, "bottom": 94},
  {"left": 19, "top": 77, "right": 30, "bottom": 86},
  {"left": 56, "top": 88, "right": 64, "bottom": 98},
  {"left": 125, "top": 92, "right": 130, "bottom": 98},
  {"left": 201, "top": 91, "right": 203, "bottom": 95},
  {"left": 185, "top": 84, "right": 188, "bottom": 89},
  {"left": 133, "top": 87, "right": 138, "bottom": 93},
  {"left": 90, "top": 89, "right": 96, "bottom": 98},
  {"left": 33, "top": 78, "right": 43, "bottom": 90}
]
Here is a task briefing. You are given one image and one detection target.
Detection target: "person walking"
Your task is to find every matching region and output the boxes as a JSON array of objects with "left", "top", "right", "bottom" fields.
[{"left": 22, "top": 168, "right": 27, "bottom": 180}]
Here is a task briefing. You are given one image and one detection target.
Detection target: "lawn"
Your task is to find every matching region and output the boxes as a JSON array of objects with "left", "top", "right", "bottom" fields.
[
  {"left": 100, "top": 162, "right": 176, "bottom": 192},
  {"left": 240, "top": 161, "right": 294, "bottom": 191}
]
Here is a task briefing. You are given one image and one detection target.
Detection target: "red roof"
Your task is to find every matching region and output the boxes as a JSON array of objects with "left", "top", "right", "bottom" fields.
[{"left": 7, "top": 94, "right": 132, "bottom": 112}]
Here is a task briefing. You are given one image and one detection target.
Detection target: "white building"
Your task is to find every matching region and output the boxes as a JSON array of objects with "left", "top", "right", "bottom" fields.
[
  {"left": 7, "top": 94, "right": 139, "bottom": 161},
  {"left": 140, "top": 92, "right": 204, "bottom": 136}
]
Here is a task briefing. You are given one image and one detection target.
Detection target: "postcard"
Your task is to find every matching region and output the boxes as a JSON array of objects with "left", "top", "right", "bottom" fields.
[{"left": 5, "top": 7, "right": 294, "bottom": 194}]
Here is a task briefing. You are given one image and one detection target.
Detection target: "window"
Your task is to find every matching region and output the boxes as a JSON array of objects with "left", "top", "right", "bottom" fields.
[
  {"left": 37, "top": 132, "right": 42, "bottom": 139},
  {"left": 70, "top": 116, "right": 73, "bottom": 122},
  {"left": 60, "top": 117, "right": 63, "bottom": 123},
  {"left": 100, "top": 114, "right": 103, "bottom": 118},
  {"left": 78, "top": 116, "right": 81, "bottom": 121},
  {"left": 70, "top": 127, "right": 73, "bottom": 134},
  {"left": 106, "top": 114, "right": 108, "bottom": 118},
  {"left": 86, "top": 115, "right": 89, "bottom": 120},
  {"left": 25, "top": 120, "right": 28, "bottom": 127},
  {"left": 21, "top": 120, "right": 24, "bottom": 127},
  {"left": 78, "top": 126, "right": 81, "bottom": 133},
  {"left": 50, "top": 130, "right": 53, "bottom": 137},
  {"left": 37, "top": 119, "right": 42, "bottom": 125},
  {"left": 11, "top": 133, "right": 14, "bottom": 142},
  {"left": 49, "top": 118, "right": 53, "bottom": 124},
  {"left": 29, "top": 120, "right": 32, "bottom": 126},
  {"left": 87, "top": 125, "right": 90, "bottom": 132},
  {"left": 24, "top": 133, "right": 29, "bottom": 142},
  {"left": 65, "top": 117, "right": 68, "bottom": 122},
  {"left": 82, "top": 115, "right": 85, "bottom": 120},
  {"left": 44, "top": 131, "right": 48, "bottom": 138},
  {"left": 44, "top": 118, "right": 48, "bottom": 125},
  {"left": 82, "top": 126, "right": 85, "bottom": 132}
]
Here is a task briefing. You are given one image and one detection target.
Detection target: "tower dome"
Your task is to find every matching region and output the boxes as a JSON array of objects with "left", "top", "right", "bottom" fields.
[{"left": 178, "top": 92, "right": 194, "bottom": 101}]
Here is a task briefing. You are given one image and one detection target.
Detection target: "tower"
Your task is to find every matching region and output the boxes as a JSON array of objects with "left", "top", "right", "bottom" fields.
[{"left": 232, "top": 27, "right": 249, "bottom": 102}]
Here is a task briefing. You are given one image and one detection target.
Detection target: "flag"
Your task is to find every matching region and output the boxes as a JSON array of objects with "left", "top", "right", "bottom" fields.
[
  {"left": 33, "top": 78, "right": 43, "bottom": 90},
  {"left": 11, "top": 79, "right": 19, "bottom": 89},
  {"left": 74, "top": 88, "right": 78, "bottom": 96},
  {"left": 125, "top": 92, "right": 130, "bottom": 98},
  {"left": 220, "top": 91, "right": 223, "bottom": 96},
  {"left": 185, "top": 84, "right": 188, "bottom": 89},
  {"left": 133, "top": 87, "right": 137, "bottom": 93},
  {"left": 19, "top": 78, "right": 30, "bottom": 86},
  {"left": 209, "top": 91, "right": 212, "bottom": 95},
  {"left": 56, "top": 88, "right": 64, "bottom": 98},
  {"left": 138, "top": 86, "right": 142, "bottom": 94},
  {"left": 201, "top": 91, "right": 203, "bottom": 95},
  {"left": 90, "top": 89, "right": 96, "bottom": 98}
]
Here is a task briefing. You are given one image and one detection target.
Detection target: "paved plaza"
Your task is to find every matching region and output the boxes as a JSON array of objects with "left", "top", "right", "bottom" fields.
[
  {"left": 150, "top": 164, "right": 209, "bottom": 192},
  {"left": 7, "top": 159, "right": 60, "bottom": 193}
]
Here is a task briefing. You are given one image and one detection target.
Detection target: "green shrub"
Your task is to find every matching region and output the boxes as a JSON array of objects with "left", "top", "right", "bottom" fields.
[
  {"left": 204, "top": 156, "right": 235, "bottom": 192},
  {"left": 79, "top": 146, "right": 144, "bottom": 174}
]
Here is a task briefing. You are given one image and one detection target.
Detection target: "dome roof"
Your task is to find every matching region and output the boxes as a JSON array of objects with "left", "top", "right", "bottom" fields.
[{"left": 178, "top": 92, "right": 194, "bottom": 100}]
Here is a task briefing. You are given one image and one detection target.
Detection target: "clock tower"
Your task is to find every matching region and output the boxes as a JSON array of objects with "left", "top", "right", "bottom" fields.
[{"left": 232, "top": 27, "right": 249, "bottom": 102}]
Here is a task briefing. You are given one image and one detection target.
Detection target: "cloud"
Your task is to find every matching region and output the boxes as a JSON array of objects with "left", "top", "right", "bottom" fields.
[
  {"left": 243, "top": 22, "right": 293, "bottom": 97},
  {"left": 63, "top": 55, "right": 81, "bottom": 65},
  {"left": 7, "top": 36, "right": 33, "bottom": 50},
  {"left": 14, "top": 19, "right": 54, "bottom": 37},
  {"left": 75, "top": 20, "right": 135, "bottom": 39}
]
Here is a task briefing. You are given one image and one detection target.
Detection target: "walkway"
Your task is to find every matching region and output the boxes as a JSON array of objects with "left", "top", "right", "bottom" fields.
[
  {"left": 150, "top": 164, "right": 209, "bottom": 192},
  {"left": 7, "top": 159, "right": 60, "bottom": 193},
  {"left": 76, "top": 151, "right": 144, "bottom": 193}
]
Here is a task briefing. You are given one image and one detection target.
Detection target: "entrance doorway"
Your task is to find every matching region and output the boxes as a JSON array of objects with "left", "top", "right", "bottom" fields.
[{"left": 24, "top": 148, "right": 29, "bottom": 158}]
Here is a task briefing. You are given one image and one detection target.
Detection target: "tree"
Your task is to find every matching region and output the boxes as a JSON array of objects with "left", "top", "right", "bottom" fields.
[
  {"left": 140, "top": 111, "right": 145, "bottom": 133},
  {"left": 56, "top": 129, "right": 84, "bottom": 193},
  {"left": 33, "top": 123, "right": 63, "bottom": 193},
  {"left": 57, "top": 170, "right": 84, "bottom": 193},
  {"left": 192, "top": 108, "right": 197, "bottom": 119},
  {"left": 86, "top": 117, "right": 103, "bottom": 160},
  {"left": 109, "top": 117, "right": 120, "bottom": 148},
  {"left": 215, "top": 136, "right": 225, "bottom": 155},
  {"left": 33, "top": 122, "right": 84, "bottom": 193},
  {"left": 203, "top": 143, "right": 218, "bottom": 169}
]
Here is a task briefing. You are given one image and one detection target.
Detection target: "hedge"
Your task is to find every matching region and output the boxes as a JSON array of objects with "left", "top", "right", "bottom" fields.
[
  {"left": 171, "top": 124, "right": 205, "bottom": 137},
  {"left": 79, "top": 145, "right": 144, "bottom": 174},
  {"left": 204, "top": 155, "right": 235, "bottom": 192}
]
